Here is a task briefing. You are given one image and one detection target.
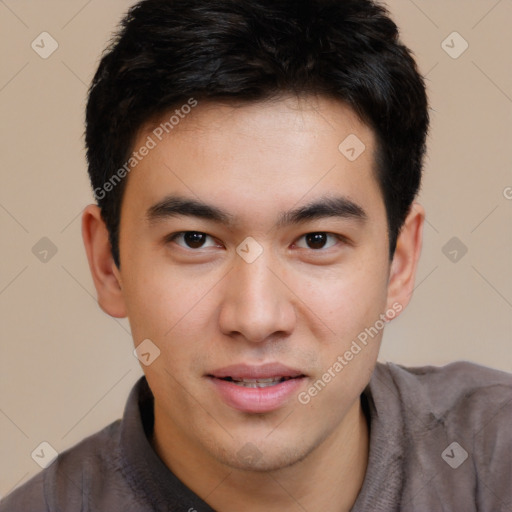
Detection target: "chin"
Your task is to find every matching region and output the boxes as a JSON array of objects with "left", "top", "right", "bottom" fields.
[{"left": 212, "top": 437, "right": 313, "bottom": 473}]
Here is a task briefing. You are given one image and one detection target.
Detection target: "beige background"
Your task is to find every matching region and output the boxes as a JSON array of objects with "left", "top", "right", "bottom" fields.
[{"left": 1, "top": 0, "right": 511, "bottom": 497}]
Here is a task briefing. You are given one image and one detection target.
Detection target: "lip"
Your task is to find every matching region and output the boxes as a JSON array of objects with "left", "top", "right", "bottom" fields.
[
  {"left": 207, "top": 363, "right": 306, "bottom": 413},
  {"left": 208, "top": 362, "right": 305, "bottom": 380}
]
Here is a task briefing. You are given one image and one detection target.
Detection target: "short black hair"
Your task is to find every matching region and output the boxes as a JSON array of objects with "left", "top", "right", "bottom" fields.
[{"left": 85, "top": 0, "right": 429, "bottom": 268}]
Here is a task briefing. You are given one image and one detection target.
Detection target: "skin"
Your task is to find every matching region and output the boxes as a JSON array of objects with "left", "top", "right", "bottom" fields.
[{"left": 82, "top": 94, "right": 424, "bottom": 512}]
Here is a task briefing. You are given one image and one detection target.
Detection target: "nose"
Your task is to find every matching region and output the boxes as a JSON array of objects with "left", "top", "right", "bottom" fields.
[{"left": 218, "top": 249, "right": 296, "bottom": 343}]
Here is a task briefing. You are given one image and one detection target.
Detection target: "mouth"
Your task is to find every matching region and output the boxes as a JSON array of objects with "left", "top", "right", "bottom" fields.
[
  {"left": 215, "top": 376, "right": 301, "bottom": 388},
  {"left": 206, "top": 363, "right": 307, "bottom": 413}
]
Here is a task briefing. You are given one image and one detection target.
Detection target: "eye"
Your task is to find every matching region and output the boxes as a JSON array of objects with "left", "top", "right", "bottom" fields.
[
  {"left": 167, "top": 231, "right": 220, "bottom": 249},
  {"left": 295, "top": 232, "right": 341, "bottom": 250}
]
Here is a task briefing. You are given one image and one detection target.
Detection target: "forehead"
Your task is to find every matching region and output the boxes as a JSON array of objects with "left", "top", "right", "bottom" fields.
[
  {"left": 145, "top": 95, "right": 374, "bottom": 151},
  {"left": 122, "top": 95, "right": 384, "bottom": 228}
]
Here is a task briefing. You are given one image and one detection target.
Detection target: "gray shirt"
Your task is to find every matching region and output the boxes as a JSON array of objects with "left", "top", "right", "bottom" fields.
[{"left": 2, "top": 360, "right": 511, "bottom": 511}]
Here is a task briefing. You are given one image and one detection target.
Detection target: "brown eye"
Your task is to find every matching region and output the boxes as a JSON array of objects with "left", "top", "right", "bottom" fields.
[
  {"left": 183, "top": 232, "right": 207, "bottom": 248},
  {"left": 306, "top": 233, "right": 327, "bottom": 249},
  {"left": 169, "top": 231, "right": 217, "bottom": 249},
  {"left": 296, "top": 232, "right": 338, "bottom": 250}
]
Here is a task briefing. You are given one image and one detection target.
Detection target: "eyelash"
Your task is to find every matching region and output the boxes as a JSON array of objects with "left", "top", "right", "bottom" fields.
[{"left": 165, "top": 231, "right": 347, "bottom": 251}]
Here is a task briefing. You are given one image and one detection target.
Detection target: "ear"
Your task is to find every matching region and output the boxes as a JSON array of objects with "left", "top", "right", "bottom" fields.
[
  {"left": 385, "top": 202, "right": 424, "bottom": 317},
  {"left": 81, "top": 204, "right": 127, "bottom": 318}
]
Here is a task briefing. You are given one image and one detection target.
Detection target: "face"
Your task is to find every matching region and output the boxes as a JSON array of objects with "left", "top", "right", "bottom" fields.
[{"left": 102, "top": 95, "right": 411, "bottom": 472}]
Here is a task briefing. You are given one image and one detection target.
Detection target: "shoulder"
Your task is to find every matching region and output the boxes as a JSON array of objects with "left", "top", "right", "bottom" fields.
[
  {"left": 0, "top": 471, "right": 46, "bottom": 512},
  {"left": 375, "top": 359, "right": 512, "bottom": 418},
  {"left": 369, "top": 361, "right": 512, "bottom": 506},
  {"left": 371, "top": 360, "right": 512, "bottom": 506},
  {"left": 0, "top": 420, "right": 122, "bottom": 512}
]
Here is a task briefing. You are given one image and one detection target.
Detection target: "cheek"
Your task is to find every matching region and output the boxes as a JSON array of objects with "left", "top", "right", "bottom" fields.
[
  {"left": 122, "top": 270, "right": 173, "bottom": 342},
  {"left": 299, "top": 264, "right": 388, "bottom": 407},
  {"left": 292, "top": 257, "right": 389, "bottom": 340},
  {"left": 120, "top": 256, "right": 219, "bottom": 356}
]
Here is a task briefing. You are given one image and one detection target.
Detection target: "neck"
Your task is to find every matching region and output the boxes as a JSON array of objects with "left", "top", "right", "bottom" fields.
[{"left": 152, "top": 397, "right": 369, "bottom": 512}]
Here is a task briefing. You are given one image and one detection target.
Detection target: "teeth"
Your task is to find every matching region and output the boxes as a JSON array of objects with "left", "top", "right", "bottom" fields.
[
  {"left": 240, "top": 378, "right": 283, "bottom": 383},
  {"left": 233, "top": 380, "right": 281, "bottom": 388},
  {"left": 228, "top": 376, "right": 292, "bottom": 388}
]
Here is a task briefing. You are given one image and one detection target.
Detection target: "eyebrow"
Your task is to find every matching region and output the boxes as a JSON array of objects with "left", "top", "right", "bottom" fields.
[{"left": 146, "top": 194, "right": 367, "bottom": 228}]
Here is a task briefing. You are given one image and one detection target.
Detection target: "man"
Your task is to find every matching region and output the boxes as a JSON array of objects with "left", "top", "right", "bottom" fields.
[{"left": 2, "top": 0, "right": 511, "bottom": 510}]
